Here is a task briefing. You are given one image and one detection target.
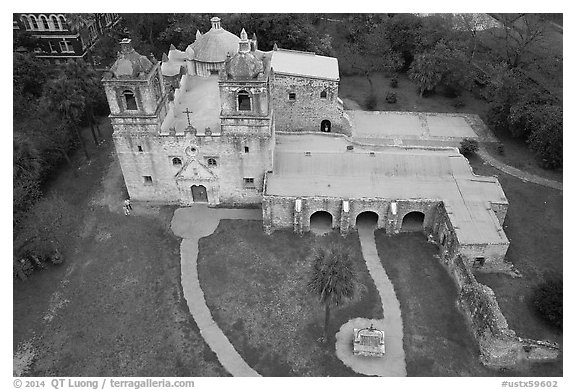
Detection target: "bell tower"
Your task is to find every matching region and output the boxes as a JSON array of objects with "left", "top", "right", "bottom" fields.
[
  {"left": 101, "top": 39, "right": 170, "bottom": 202},
  {"left": 102, "top": 39, "right": 169, "bottom": 132}
]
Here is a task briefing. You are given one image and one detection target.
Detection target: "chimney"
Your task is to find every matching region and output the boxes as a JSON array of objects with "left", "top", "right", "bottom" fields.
[
  {"left": 120, "top": 38, "right": 134, "bottom": 54},
  {"left": 210, "top": 17, "right": 221, "bottom": 30}
]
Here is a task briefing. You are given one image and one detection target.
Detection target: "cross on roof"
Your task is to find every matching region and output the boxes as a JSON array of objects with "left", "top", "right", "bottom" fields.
[{"left": 182, "top": 108, "right": 193, "bottom": 126}]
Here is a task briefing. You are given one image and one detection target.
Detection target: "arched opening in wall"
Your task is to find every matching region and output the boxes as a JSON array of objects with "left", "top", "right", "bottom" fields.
[
  {"left": 320, "top": 90, "right": 327, "bottom": 99},
  {"left": 401, "top": 211, "right": 425, "bottom": 232},
  {"left": 122, "top": 90, "right": 137, "bottom": 110},
  {"left": 20, "top": 16, "right": 30, "bottom": 30},
  {"left": 191, "top": 185, "right": 208, "bottom": 203},
  {"left": 50, "top": 15, "right": 59, "bottom": 30},
  {"left": 40, "top": 15, "right": 49, "bottom": 30},
  {"left": 356, "top": 211, "right": 379, "bottom": 230},
  {"left": 321, "top": 120, "right": 331, "bottom": 132},
  {"left": 310, "top": 211, "right": 333, "bottom": 235},
  {"left": 237, "top": 90, "right": 251, "bottom": 111}
]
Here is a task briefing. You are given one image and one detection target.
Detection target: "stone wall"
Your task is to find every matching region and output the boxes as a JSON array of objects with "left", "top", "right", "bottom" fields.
[
  {"left": 113, "top": 126, "right": 272, "bottom": 206},
  {"left": 271, "top": 73, "right": 348, "bottom": 134},
  {"left": 262, "top": 193, "right": 440, "bottom": 236},
  {"left": 452, "top": 257, "right": 560, "bottom": 368}
]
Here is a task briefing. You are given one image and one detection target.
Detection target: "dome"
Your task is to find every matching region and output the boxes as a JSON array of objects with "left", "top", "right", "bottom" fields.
[
  {"left": 226, "top": 51, "right": 264, "bottom": 79},
  {"left": 192, "top": 17, "right": 239, "bottom": 63},
  {"left": 110, "top": 39, "right": 153, "bottom": 79}
]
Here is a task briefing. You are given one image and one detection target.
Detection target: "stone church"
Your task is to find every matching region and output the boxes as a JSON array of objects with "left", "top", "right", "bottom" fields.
[{"left": 102, "top": 16, "right": 511, "bottom": 272}]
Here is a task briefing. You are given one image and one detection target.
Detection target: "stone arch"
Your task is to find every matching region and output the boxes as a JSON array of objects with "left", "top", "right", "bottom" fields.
[
  {"left": 401, "top": 211, "right": 425, "bottom": 232},
  {"left": 121, "top": 90, "right": 138, "bottom": 111},
  {"left": 191, "top": 185, "right": 208, "bottom": 203},
  {"left": 356, "top": 211, "right": 379, "bottom": 230},
  {"left": 58, "top": 15, "right": 66, "bottom": 30},
  {"left": 39, "top": 14, "right": 49, "bottom": 30},
  {"left": 28, "top": 15, "right": 38, "bottom": 30},
  {"left": 310, "top": 210, "right": 333, "bottom": 234},
  {"left": 237, "top": 89, "right": 251, "bottom": 111},
  {"left": 50, "top": 15, "right": 60, "bottom": 30},
  {"left": 321, "top": 119, "right": 331, "bottom": 132},
  {"left": 20, "top": 15, "right": 31, "bottom": 30}
]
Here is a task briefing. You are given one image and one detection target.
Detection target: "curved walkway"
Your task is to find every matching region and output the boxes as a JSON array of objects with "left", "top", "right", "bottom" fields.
[
  {"left": 349, "top": 225, "right": 406, "bottom": 376},
  {"left": 478, "top": 147, "right": 562, "bottom": 191},
  {"left": 171, "top": 206, "right": 262, "bottom": 377}
]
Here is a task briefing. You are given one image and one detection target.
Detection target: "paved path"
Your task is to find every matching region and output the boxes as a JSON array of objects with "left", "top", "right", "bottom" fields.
[
  {"left": 478, "top": 147, "right": 562, "bottom": 191},
  {"left": 335, "top": 225, "right": 406, "bottom": 376},
  {"left": 171, "top": 206, "right": 262, "bottom": 377}
]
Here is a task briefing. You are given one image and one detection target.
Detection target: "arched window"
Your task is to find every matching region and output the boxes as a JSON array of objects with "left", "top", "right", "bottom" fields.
[
  {"left": 172, "top": 157, "right": 182, "bottom": 166},
  {"left": 40, "top": 15, "right": 49, "bottom": 30},
  {"left": 20, "top": 16, "right": 30, "bottom": 30},
  {"left": 237, "top": 90, "right": 251, "bottom": 111},
  {"left": 29, "top": 15, "right": 38, "bottom": 30},
  {"left": 320, "top": 90, "right": 327, "bottom": 99},
  {"left": 58, "top": 15, "right": 66, "bottom": 30},
  {"left": 122, "top": 90, "right": 138, "bottom": 111},
  {"left": 207, "top": 158, "right": 217, "bottom": 167},
  {"left": 51, "top": 15, "right": 60, "bottom": 30}
]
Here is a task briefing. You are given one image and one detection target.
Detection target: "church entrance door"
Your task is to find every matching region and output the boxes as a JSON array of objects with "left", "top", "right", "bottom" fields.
[
  {"left": 321, "top": 120, "right": 331, "bottom": 132},
  {"left": 191, "top": 185, "right": 208, "bottom": 203}
]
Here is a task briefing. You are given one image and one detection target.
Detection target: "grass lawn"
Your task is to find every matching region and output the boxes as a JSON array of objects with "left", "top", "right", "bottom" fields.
[
  {"left": 468, "top": 154, "right": 563, "bottom": 376},
  {"left": 373, "top": 231, "right": 492, "bottom": 376},
  {"left": 197, "top": 221, "right": 383, "bottom": 376},
  {"left": 13, "top": 119, "right": 227, "bottom": 377},
  {"left": 468, "top": 155, "right": 563, "bottom": 340}
]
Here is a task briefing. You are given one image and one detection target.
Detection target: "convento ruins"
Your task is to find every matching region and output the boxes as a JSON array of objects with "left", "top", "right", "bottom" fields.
[{"left": 102, "top": 15, "right": 559, "bottom": 369}]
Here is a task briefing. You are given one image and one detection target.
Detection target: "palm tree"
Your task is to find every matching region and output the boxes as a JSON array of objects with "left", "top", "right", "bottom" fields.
[
  {"left": 62, "top": 60, "right": 106, "bottom": 145},
  {"left": 308, "top": 243, "right": 359, "bottom": 343},
  {"left": 42, "top": 76, "right": 89, "bottom": 160}
]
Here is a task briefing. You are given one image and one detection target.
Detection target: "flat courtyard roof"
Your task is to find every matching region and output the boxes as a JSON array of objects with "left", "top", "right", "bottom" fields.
[
  {"left": 266, "top": 134, "right": 508, "bottom": 245},
  {"left": 347, "top": 111, "right": 496, "bottom": 146}
]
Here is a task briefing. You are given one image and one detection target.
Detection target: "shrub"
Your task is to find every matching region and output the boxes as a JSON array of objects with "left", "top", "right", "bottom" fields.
[
  {"left": 365, "top": 93, "right": 378, "bottom": 110},
  {"left": 453, "top": 97, "right": 465, "bottom": 108},
  {"left": 459, "top": 138, "right": 479, "bottom": 155},
  {"left": 385, "top": 92, "right": 397, "bottom": 104},
  {"left": 390, "top": 76, "right": 398, "bottom": 88},
  {"left": 533, "top": 279, "right": 562, "bottom": 329}
]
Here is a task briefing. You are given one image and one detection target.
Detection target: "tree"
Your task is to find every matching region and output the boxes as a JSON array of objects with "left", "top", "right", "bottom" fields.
[
  {"left": 489, "top": 14, "right": 548, "bottom": 69},
  {"left": 42, "top": 76, "right": 90, "bottom": 160},
  {"left": 526, "top": 105, "right": 563, "bottom": 169},
  {"left": 13, "top": 135, "right": 43, "bottom": 226},
  {"left": 532, "top": 279, "right": 562, "bottom": 329},
  {"left": 307, "top": 243, "right": 359, "bottom": 342},
  {"left": 409, "top": 40, "right": 471, "bottom": 97},
  {"left": 14, "top": 194, "right": 80, "bottom": 260},
  {"left": 339, "top": 20, "right": 403, "bottom": 91},
  {"left": 61, "top": 60, "right": 108, "bottom": 144},
  {"left": 383, "top": 13, "right": 423, "bottom": 71}
]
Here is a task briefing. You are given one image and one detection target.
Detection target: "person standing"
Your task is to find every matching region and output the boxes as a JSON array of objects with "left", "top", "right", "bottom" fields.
[{"left": 124, "top": 198, "right": 132, "bottom": 211}]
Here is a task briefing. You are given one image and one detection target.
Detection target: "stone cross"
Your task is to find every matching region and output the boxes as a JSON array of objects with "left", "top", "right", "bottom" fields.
[{"left": 183, "top": 108, "right": 193, "bottom": 126}]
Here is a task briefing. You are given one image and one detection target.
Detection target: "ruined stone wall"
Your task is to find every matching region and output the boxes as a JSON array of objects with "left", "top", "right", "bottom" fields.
[
  {"left": 490, "top": 202, "right": 508, "bottom": 226},
  {"left": 271, "top": 73, "right": 347, "bottom": 134},
  {"left": 452, "top": 256, "right": 560, "bottom": 368}
]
